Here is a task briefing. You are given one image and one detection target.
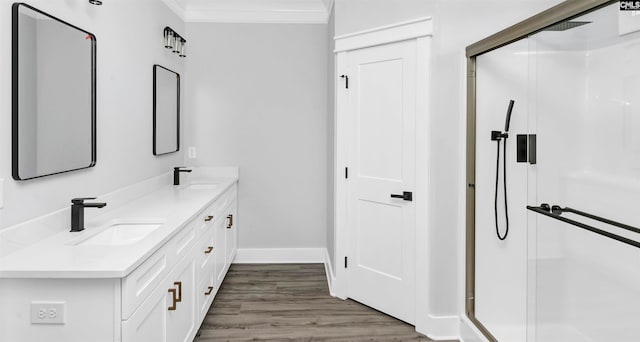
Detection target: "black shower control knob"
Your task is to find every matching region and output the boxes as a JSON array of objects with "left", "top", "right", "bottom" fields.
[{"left": 540, "top": 203, "right": 551, "bottom": 212}]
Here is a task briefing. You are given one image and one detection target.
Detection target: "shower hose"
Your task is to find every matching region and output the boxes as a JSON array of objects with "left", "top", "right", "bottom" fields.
[{"left": 494, "top": 136, "right": 509, "bottom": 240}]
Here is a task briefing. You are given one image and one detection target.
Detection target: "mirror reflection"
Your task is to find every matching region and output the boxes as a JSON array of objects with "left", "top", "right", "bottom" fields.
[
  {"left": 12, "top": 3, "right": 96, "bottom": 181},
  {"left": 153, "top": 65, "right": 180, "bottom": 155}
]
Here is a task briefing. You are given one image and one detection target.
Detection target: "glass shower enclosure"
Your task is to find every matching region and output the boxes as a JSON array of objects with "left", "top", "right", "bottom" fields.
[{"left": 466, "top": 1, "right": 640, "bottom": 341}]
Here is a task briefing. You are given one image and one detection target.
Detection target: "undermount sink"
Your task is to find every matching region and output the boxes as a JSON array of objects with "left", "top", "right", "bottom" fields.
[
  {"left": 77, "top": 221, "right": 165, "bottom": 246},
  {"left": 185, "top": 183, "right": 218, "bottom": 190}
]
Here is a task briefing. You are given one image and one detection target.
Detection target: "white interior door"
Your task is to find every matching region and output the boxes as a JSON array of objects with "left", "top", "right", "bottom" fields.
[{"left": 346, "top": 39, "right": 417, "bottom": 324}]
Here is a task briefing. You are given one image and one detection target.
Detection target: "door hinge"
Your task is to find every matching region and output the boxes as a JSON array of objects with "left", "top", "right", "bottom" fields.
[
  {"left": 344, "top": 256, "right": 348, "bottom": 268},
  {"left": 345, "top": 167, "right": 348, "bottom": 179},
  {"left": 340, "top": 74, "right": 349, "bottom": 89}
]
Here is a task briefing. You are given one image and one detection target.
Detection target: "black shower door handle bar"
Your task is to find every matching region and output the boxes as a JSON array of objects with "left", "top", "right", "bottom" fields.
[
  {"left": 526, "top": 205, "right": 640, "bottom": 249},
  {"left": 558, "top": 207, "right": 640, "bottom": 235}
]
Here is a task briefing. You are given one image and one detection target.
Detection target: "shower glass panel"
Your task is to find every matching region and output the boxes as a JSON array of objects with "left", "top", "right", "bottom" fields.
[
  {"left": 474, "top": 39, "right": 530, "bottom": 342},
  {"left": 529, "top": 3, "right": 640, "bottom": 341}
]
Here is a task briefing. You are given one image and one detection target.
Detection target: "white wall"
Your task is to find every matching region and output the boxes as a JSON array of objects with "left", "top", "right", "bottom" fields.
[
  {"left": 184, "top": 23, "right": 328, "bottom": 249},
  {"left": 0, "top": 0, "right": 185, "bottom": 229},
  {"left": 335, "top": 0, "right": 430, "bottom": 36}
]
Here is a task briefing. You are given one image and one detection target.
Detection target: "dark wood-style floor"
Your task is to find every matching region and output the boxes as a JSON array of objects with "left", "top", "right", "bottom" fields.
[{"left": 194, "top": 264, "right": 458, "bottom": 341}]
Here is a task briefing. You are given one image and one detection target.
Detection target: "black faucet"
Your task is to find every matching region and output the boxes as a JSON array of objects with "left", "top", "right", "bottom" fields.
[
  {"left": 173, "top": 167, "right": 192, "bottom": 185},
  {"left": 70, "top": 198, "right": 107, "bottom": 232}
]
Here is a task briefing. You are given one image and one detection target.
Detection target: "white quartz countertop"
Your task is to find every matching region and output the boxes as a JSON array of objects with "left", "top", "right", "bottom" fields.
[{"left": 0, "top": 177, "right": 238, "bottom": 279}]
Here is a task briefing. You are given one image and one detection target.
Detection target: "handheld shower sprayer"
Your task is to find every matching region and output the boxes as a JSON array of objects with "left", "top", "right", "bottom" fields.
[
  {"left": 491, "top": 100, "right": 514, "bottom": 141},
  {"left": 504, "top": 99, "right": 514, "bottom": 132},
  {"left": 491, "top": 100, "right": 515, "bottom": 240}
]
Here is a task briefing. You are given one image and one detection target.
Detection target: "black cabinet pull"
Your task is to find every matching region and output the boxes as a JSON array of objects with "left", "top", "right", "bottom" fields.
[{"left": 390, "top": 191, "right": 412, "bottom": 201}]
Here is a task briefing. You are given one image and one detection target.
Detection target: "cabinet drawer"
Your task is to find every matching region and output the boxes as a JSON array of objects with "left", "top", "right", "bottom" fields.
[
  {"left": 166, "top": 221, "right": 198, "bottom": 264},
  {"left": 196, "top": 228, "right": 215, "bottom": 275},
  {"left": 222, "top": 184, "right": 237, "bottom": 207},
  {"left": 122, "top": 222, "right": 197, "bottom": 319},
  {"left": 213, "top": 185, "right": 237, "bottom": 217},
  {"left": 195, "top": 203, "right": 215, "bottom": 238},
  {"left": 197, "top": 271, "right": 216, "bottom": 322},
  {"left": 195, "top": 185, "right": 236, "bottom": 238}
]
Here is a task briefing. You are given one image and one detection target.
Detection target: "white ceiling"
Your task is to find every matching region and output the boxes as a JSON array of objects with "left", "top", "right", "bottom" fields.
[{"left": 161, "top": 0, "right": 334, "bottom": 23}]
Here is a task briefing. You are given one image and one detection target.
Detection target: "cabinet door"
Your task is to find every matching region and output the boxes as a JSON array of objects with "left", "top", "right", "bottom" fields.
[
  {"left": 225, "top": 200, "right": 238, "bottom": 265},
  {"left": 123, "top": 252, "right": 196, "bottom": 342},
  {"left": 214, "top": 216, "right": 227, "bottom": 287},
  {"left": 122, "top": 279, "right": 169, "bottom": 342},
  {"left": 166, "top": 254, "right": 197, "bottom": 342}
]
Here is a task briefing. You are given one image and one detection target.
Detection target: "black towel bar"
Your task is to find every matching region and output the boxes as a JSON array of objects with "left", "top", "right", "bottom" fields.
[{"left": 527, "top": 204, "right": 640, "bottom": 249}]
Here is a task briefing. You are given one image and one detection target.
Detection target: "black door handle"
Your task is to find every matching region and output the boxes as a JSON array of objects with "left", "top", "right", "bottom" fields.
[{"left": 390, "top": 191, "right": 412, "bottom": 201}]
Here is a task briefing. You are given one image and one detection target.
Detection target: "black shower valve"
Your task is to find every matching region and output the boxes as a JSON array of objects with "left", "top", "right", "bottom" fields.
[
  {"left": 540, "top": 203, "right": 551, "bottom": 212},
  {"left": 491, "top": 130, "right": 508, "bottom": 141}
]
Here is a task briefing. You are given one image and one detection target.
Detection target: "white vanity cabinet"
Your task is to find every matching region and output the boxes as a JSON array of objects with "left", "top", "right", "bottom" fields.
[
  {"left": 195, "top": 184, "right": 237, "bottom": 322},
  {"left": 0, "top": 180, "right": 238, "bottom": 342},
  {"left": 123, "top": 183, "right": 238, "bottom": 342}
]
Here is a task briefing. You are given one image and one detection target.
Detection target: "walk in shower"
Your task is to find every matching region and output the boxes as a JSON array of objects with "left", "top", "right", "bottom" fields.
[{"left": 466, "top": 1, "right": 640, "bottom": 341}]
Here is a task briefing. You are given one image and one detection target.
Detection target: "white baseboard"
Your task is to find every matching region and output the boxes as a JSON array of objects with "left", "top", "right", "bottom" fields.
[
  {"left": 233, "top": 248, "right": 325, "bottom": 264},
  {"left": 417, "top": 314, "right": 460, "bottom": 341},
  {"left": 323, "top": 249, "right": 336, "bottom": 297}
]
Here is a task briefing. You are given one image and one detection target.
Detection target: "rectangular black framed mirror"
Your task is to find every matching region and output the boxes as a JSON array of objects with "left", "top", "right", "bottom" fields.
[
  {"left": 12, "top": 3, "right": 97, "bottom": 181},
  {"left": 153, "top": 65, "right": 180, "bottom": 156}
]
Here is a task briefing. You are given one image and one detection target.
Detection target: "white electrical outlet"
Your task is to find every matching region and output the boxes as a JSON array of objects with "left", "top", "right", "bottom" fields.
[
  {"left": 188, "top": 146, "right": 197, "bottom": 159},
  {"left": 31, "top": 302, "right": 65, "bottom": 324}
]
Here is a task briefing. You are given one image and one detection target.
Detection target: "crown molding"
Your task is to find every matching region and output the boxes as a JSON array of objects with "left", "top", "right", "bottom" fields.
[
  {"left": 185, "top": 8, "right": 328, "bottom": 24},
  {"left": 161, "top": 0, "right": 331, "bottom": 24},
  {"left": 322, "top": 0, "right": 335, "bottom": 12},
  {"left": 160, "top": 0, "right": 186, "bottom": 21},
  {"left": 334, "top": 17, "right": 433, "bottom": 52}
]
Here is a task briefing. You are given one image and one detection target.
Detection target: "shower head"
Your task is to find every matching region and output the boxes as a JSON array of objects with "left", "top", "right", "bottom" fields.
[
  {"left": 543, "top": 21, "right": 591, "bottom": 32},
  {"left": 504, "top": 100, "right": 515, "bottom": 132}
]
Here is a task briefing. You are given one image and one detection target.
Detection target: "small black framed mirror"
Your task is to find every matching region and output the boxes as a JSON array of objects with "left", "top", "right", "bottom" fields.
[
  {"left": 153, "top": 65, "right": 180, "bottom": 155},
  {"left": 12, "top": 3, "right": 97, "bottom": 181}
]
